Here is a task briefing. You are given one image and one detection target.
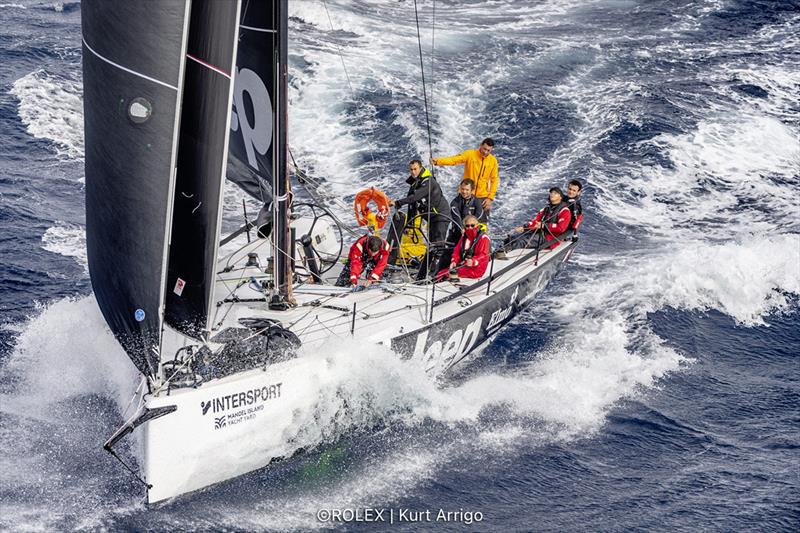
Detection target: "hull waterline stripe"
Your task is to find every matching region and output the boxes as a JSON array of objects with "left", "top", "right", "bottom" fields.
[
  {"left": 240, "top": 25, "right": 276, "bottom": 33},
  {"left": 82, "top": 38, "right": 178, "bottom": 91},
  {"left": 186, "top": 54, "right": 232, "bottom": 79}
]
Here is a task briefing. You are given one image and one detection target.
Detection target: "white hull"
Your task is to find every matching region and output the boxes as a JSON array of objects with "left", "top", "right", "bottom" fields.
[
  {"left": 138, "top": 240, "right": 577, "bottom": 502},
  {"left": 144, "top": 357, "right": 313, "bottom": 503}
]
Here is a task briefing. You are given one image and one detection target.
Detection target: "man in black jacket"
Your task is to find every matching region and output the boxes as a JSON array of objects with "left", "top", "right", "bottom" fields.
[
  {"left": 448, "top": 179, "right": 484, "bottom": 237},
  {"left": 386, "top": 160, "right": 450, "bottom": 278},
  {"left": 565, "top": 179, "right": 584, "bottom": 237}
]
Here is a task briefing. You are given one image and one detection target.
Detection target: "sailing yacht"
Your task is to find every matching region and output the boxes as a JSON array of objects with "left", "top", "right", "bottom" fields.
[{"left": 82, "top": 0, "right": 578, "bottom": 502}]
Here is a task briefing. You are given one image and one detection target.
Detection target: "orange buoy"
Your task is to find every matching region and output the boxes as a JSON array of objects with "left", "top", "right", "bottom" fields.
[{"left": 354, "top": 187, "right": 391, "bottom": 229}]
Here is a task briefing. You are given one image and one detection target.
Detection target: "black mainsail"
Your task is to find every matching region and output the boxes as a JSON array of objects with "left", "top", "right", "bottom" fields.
[
  {"left": 164, "top": 1, "right": 242, "bottom": 338},
  {"left": 85, "top": 0, "right": 290, "bottom": 375},
  {"left": 82, "top": 0, "right": 191, "bottom": 377}
]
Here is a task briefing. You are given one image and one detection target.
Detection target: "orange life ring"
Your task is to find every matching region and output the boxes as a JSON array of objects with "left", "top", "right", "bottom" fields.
[{"left": 354, "top": 187, "right": 391, "bottom": 229}]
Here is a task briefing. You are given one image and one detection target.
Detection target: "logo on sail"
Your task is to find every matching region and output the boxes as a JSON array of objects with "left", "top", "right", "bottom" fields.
[
  {"left": 173, "top": 277, "right": 186, "bottom": 296},
  {"left": 214, "top": 416, "right": 226, "bottom": 430},
  {"left": 230, "top": 67, "right": 273, "bottom": 170}
]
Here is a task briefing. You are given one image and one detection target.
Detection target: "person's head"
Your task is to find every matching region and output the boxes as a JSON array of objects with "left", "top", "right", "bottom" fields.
[
  {"left": 408, "top": 159, "right": 424, "bottom": 178},
  {"left": 458, "top": 179, "right": 475, "bottom": 199},
  {"left": 463, "top": 215, "right": 480, "bottom": 235},
  {"left": 478, "top": 137, "right": 495, "bottom": 158},
  {"left": 548, "top": 187, "right": 564, "bottom": 205},
  {"left": 367, "top": 236, "right": 382, "bottom": 257},
  {"left": 567, "top": 179, "right": 582, "bottom": 199}
]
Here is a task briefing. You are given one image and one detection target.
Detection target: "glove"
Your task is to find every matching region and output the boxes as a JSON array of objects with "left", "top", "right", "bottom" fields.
[{"left": 351, "top": 285, "right": 366, "bottom": 293}]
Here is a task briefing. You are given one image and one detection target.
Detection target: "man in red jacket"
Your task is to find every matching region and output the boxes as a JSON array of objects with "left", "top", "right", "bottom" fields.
[
  {"left": 335, "top": 235, "right": 390, "bottom": 289},
  {"left": 437, "top": 215, "right": 491, "bottom": 280},
  {"left": 496, "top": 187, "right": 571, "bottom": 256}
]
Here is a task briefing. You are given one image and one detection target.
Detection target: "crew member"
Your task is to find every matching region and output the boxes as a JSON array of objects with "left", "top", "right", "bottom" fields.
[
  {"left": 386, "top": 159, "right": 450, "bottom": 279},
  {"left": 431, "top": 137, "right": 499, "bottom": 218},
  {"left": 436, "top": 178, "right": 484, "bottom": 274},
  {"left": 437, "top": 215, "right": 491, "bottom": 280},
  {"left": 335, "top": 235, "right": 390, "bottom": 289},
  {"left": 448, "top": 178, "right": 484, "bottom": 237},
  {"left": 496, "top": 187, "right": 571, "bottom": 256},
  {"left": 565, "top": 179, "right": 584, "bottom": 235}
]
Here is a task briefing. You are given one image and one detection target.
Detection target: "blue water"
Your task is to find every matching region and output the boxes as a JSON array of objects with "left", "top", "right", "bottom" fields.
[{"left": 1, "top": 1, "right": 799, "bottom": 531}]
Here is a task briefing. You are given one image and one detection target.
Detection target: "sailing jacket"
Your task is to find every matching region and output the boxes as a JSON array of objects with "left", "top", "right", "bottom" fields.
[
  {"left": 450, "top": 227, "right": 491, "bottom": 278},
  {"left": 446, "top": 194, "right": 484, "bottom": 245},
  {"left": 394, "top": 168, "right": 449, "bottom": 222},
  {"left": 348, "top": 235, "right": 390, "bottom": 284},
  {"left": 566, "top": 196, "right": 583, "bottom": 230},
  {"left": 449, "top": 194, "right": 484, "bottom": 229},
  {"left": 526, "top": 201, "right": 571, "bottom": 248},
  {"left": 434, "top": 150, "right": 499, "bottom": 200}
]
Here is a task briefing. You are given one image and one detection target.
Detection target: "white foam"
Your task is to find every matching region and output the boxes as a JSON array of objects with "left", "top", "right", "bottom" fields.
[
  {"left": 559, "top": 234, "right": 800, "bottom": 327},
  {"left": 594, "top": 109, "right": 800, "bottom": 237},
  {"left": 41, "top": 222, "right": 87, "bottom": 273},
  {"left": 10, "top": 69, "right": 84, "bottom": 159},
  {"left": 285, "top": 1, "right": 509, "bottom": 199},
  {"left": 0, "top": 284, "right": 689, "bottom": 528},
  {"left": 0, "top": 297, "right": 138, "bottom": 419},
  {"left": 0, "top": 297, "right": 142, "bottom": 529}
]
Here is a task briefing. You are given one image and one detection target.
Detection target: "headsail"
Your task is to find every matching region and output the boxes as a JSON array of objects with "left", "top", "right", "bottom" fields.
[
  {"left": 226, "top": 1, "right": 292, "bottom": 307},
  {"left": 225, "top": 1, "right": 280, "bottom": 205},
  {"left": 164, "top": 0, "right": 242, "bottom": 339},
  {"left": 82, "top": 0, "right": 191, "bottom": 377}
]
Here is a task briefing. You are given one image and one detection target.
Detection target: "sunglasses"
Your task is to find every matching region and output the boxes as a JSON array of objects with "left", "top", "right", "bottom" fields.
[{"left": 464, "top": 224, "right": 477, "bottom": 228}]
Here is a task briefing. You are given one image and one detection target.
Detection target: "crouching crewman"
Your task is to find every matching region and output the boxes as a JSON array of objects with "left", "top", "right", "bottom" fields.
[{"left": 336, "top": 235, "right": 391, "bottom": 290}]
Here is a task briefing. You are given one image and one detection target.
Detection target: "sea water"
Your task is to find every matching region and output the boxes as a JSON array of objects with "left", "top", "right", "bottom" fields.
[{"left": 0, "top": 1, "right": 798, "bottom": 531}]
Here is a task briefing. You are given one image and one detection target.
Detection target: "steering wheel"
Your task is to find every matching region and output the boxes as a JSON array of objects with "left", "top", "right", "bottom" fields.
[{"left": 291, "top": 202, "right": 345, "bottom": 278}]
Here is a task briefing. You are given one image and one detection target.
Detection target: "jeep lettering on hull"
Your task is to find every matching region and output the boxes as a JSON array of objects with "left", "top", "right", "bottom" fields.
[
  {"left": 391, "top": 252, "right": 567, "bottom": 375},
  {"left": 412, "top": 316, "right": 483, "bottom": 374}
]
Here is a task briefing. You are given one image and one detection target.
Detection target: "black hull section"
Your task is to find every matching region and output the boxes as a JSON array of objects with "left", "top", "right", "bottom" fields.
[{"left": 391, "top": 243, "right": 577, "bottom": 374}]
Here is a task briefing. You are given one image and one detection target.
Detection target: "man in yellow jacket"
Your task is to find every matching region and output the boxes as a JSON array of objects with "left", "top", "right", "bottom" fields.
[{"left": 431, "top": 137, "right": 498, "bottom": 219}]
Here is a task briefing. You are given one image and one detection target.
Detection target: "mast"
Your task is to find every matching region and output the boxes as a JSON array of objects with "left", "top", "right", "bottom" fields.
[{"left": 270, "top": 0, "right": 292, "bottom": 309}]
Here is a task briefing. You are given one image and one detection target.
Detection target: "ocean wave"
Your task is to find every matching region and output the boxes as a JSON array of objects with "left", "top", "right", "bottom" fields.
[
  {"left": 41, "top": 222, "right": 87, "bottom": 273},
  {"left": 9, "top": 69, "right": 84, "bottom": 159},
  {"left": 595, "top": 109, "right": 800, "bottom": 236},
  {"left": 558, "top": 233, "right": 800, "bottom": 327}
]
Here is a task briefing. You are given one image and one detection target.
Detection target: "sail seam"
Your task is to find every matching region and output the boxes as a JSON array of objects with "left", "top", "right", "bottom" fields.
[
  {"left": 186, "top": 54, "right": 232, "bottom": 79},
  {"left": 82, "top": 37, "right": 178, "bottom": 91}
]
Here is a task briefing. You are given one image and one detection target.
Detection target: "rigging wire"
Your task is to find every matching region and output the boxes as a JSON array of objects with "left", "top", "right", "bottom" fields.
[
  {"left": 429, "top": 0, "right": 436, "bottom": 139},
  {"left": 413, "top": 0, "right": 437, "bottom": 318},
  {"left": 413, "top": 0, "right": 435, "bottom": 163}
]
